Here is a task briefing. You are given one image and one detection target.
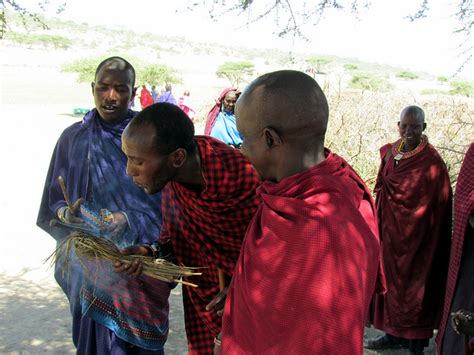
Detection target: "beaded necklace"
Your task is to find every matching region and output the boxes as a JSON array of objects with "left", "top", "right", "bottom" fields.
[{"left": 392, "top": 134, "right": 428, "bottom": 165}]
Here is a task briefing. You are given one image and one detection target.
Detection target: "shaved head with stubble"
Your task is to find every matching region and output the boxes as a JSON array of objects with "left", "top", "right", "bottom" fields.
[{"left": 236, "top": 70, "right": 329, "bottom": 182}]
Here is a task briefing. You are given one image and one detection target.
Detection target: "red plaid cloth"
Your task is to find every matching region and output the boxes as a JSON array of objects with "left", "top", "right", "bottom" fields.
[
  {"left": 160, "top": 136, "right": 260, "bottom": 354},
  {"left": 436, "top": 143, "right": 474, "bottom": 353}
]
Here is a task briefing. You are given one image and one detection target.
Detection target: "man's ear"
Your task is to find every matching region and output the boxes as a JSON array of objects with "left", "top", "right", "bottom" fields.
[
  {"left": 132, "top": 86, "right": 137, "bottom": 100},
  {"left": 423, "top": 122, "right": 427, "bottom": 131},
  {"left": 170, "top": 148, "right": 187, "bottom": 168},
  {"left": 91, "top": 82, "right": 95, "bottom": 95},
  {"left": 397, "top": 121, "right": 400, "bottom": 128},
  {"left": 263, "top": 127, "right": 283, "bottom": 149}
]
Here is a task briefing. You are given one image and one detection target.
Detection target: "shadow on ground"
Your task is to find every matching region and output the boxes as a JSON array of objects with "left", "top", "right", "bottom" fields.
[
  {"left": 364, "top": 327, "right": 436, "bottom": 355},
  {"left": 0, "top": 270, "right": 189, "bottom": 354},
  {"left": 0, "top": 270, "right": 436, "bottom": 354},
  {"left": 0, "top": 271, "right": 74, "bottom": 353}
]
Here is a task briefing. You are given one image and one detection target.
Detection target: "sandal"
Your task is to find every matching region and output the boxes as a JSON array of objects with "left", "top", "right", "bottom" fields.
[{"left": 365, "top": 334, "right": 403, "bottom": 350}]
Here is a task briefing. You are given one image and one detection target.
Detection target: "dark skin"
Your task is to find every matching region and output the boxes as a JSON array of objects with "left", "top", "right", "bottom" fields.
[
  {"left": 114, "top": 124, "right": 227, "bottom": 313},
  {"left": 236, "top": 73, "right": 327, "bottom": 183},
  {"left": 223, "top": 91, "right": 238, "bottom": 114},
  {"left": 397, "top": 110, "right": 426, "bottom": 152},
  {"left": 61, "top": 63, "right": 137, "bottom": 238},
  {"left": 451, "top": 309, "right": 474, "bottom": 336}
]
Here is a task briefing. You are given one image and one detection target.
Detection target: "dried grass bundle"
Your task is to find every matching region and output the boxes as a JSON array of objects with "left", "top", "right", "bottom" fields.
[{"left": 46, "top": 232, "right": 202, "bottom": 287}]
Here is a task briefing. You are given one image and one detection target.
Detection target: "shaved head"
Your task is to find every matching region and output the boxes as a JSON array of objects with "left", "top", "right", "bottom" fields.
[
  {"left": 400, "top": 105, "right": 425, "bottom": 123},
  {"left": 236, "top": 70, "right": 330, "bottom": 182},
  {"left": 95, "top": 56, "right": 135, "bottom": 87},
  {"left": 237, "top": 70, "right": 329, "bottom": 146}
]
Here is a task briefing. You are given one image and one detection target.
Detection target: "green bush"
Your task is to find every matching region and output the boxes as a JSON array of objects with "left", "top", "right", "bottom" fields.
[
  {"left": 216, "top": 61, "right": 254, "bottom": 87},
  {"left": 6, "top": 31, "right": 72, "bottom": 49},
  {"left": 420, "top": 88, "right": 447, "bottom": 95},
  {"left": 305, "top": 55, "right": 332, "bottom": 74},
  {"left": 437, "top": 76, "right": 449, "bottom": 83},
  {"left": 344, "top": 63, "right": 358, "bottom": 71},
  {"left": 137, "top": 64, "right": 182, "bottom": 86},
  {"left": 349, "top": 72, "right": 392, "bottom": 92},
  {"left": 396, "top": 70, "right": 418, "bottom": 80},
  {"left": 62, "top": 56, "right": 181, "bottom": 85},
  {"left": 449, "top": 81, "right": 474, "bottom": 97},
  {"left": 62, "top": 57, "right": 100, "bottom": 83}
]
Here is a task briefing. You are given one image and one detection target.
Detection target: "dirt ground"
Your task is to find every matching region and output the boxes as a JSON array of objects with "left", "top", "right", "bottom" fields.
[{"left": 0, "top": 46, "right": 436, "bottom": 354}]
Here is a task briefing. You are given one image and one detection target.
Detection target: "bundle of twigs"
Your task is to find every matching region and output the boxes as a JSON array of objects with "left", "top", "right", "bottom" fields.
[{"left": 46, "top": 232, "right": 202, "bottom": 287}]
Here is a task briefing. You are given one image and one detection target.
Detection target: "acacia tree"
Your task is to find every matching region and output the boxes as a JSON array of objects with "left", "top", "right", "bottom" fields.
[
  {"left": 190, "top": 1, "right": 472, "bottom": 39},
  {"left": 3, "top": 1, "right": 472, "bottom": 70},
  {"left": 137, "top": 64, "right": 182, "bottom": 86},
  {"left": 0, "top": 0, "right": 66, "bottom": 38},
  {"left": 216, "top": 61, "right": 255, "bottom": 87},
  {"left": 188, "top": 0, "right": 473, "bottom": 73},
  {"left": 62, "top": 56, "right": 182, "bottom": 85},
  {"left": 306, "top": 55, "right": 332, "bottom": 75}
]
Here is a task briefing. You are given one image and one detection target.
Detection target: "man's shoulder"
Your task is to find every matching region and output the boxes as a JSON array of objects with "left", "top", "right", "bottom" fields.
[
  {"left": 379, "top": 143, "right": 393, "bottom": 159},
  {"left": 420, "top": 143, "right": 449, "bottom": 167},
  {"left": 196, "top": 135, "right": 244, "bottom": 157},
  {"left": 59, "top": 120, "right": 85, "bottom": 138},
  {"left": 196, "top": 136, "right": 258, "bottom": 183}
]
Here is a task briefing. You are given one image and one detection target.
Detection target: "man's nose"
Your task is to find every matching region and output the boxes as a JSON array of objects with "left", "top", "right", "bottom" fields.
[
  {"left": 126, "top": 162, "right": 136, "bottom": 177},
  {"left": 105, "top": 88, "right": 119, "bottom": 101}
]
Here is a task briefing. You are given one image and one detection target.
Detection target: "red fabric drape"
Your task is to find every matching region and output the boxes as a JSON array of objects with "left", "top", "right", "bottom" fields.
[
  {"left": 372, "top": 142, "right": 452, "bottom": 339},
  {"left": 160, "top": 136, "right": 260, "bottom": 354},
  {"left": 436, "top": 143, "right": 474, "bottom": 353},
  {"left": 222, "top": 151, "right": 383, "bottom": 354},
  {"left": 140, "top": 87, "right": 154, "bottom": 109}
]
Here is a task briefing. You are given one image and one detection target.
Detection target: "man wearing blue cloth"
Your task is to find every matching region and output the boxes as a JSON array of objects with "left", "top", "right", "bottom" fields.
[
  {"left": 37, "top": 57, "right": 170, "bottom": 354},
  {"left": 209, "top": 89, "right": 243, "bottom": 148},
  {"left": 158, "top": 83, "right": 177, "bottom": 106}
]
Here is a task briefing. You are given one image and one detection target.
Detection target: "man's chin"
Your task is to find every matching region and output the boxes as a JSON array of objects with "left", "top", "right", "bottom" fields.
[
  {"left": 143, "top": 186, "right": 163, "bottom": 195},
  {"left": 143, "top": 187, "right": 154, "bottom": 194},
  {"left": 98, "top": 109, "right": 127, "bottom": 122}
]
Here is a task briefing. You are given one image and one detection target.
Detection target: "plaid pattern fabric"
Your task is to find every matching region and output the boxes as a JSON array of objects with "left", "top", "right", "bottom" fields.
[
  {"left": 436, "top": 143, "right": 474, "bottom": 353},
  {"left": 160, "top": 136, "right": 260, "bottom": 354}
]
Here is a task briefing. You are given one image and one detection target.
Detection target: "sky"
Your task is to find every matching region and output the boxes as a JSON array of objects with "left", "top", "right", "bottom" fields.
[{"left": 16, "top": 0, "right": 474, "bottom": 78}]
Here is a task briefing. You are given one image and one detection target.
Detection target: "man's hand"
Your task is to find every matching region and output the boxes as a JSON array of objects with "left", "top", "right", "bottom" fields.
[
  {"left": 213, "top": 332, "right": 222, "bottom": 355},
  {"left": 63, "top": 198, "right": 86, "bottom": 224},
  {"left": 112, "top": 244, "right": 151, "bottom": 276},
  {"left": 206, "top": 287, "right": 228, "bottom": 317},
  {"left": 451, "top": 309, "right": 474, "bottom": 336},
  {"left": 104, "top": 211, "right": 128, "bottom": 237}
]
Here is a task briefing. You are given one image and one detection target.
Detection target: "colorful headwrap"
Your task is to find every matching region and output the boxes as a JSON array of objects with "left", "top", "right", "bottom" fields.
[{"left": 204, "top": 87, "right": 238, "bottom": 136}]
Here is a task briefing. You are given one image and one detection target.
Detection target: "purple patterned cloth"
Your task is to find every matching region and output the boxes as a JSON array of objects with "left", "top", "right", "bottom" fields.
[
  {"left": 37, "top": 109, "right": 169, "bottom": 352},
  {"left": 157, "top": 91, "right": 177, "bottom": 105}
]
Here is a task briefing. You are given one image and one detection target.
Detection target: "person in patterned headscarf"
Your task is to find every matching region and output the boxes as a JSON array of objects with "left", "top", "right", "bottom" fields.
[{"left": 204, "top": 88, "right": 242, "bottom": 148}]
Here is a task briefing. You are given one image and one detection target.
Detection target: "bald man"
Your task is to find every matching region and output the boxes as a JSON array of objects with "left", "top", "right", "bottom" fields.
[
  {"left": 367, "top": 106, "right": 452, "bottom": 354},
  {"left": 220, "top": 70, "right": 384, "bottom": 354}
]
